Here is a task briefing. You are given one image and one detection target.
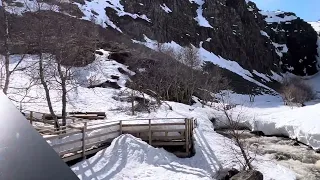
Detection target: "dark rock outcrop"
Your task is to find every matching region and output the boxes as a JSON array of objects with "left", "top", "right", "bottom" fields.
[
  {"left": 88, "top": 80, "right": 121, "bottom": 89},
  {"left": 230, "top": 170, "right": 263, "bottom": 180}
]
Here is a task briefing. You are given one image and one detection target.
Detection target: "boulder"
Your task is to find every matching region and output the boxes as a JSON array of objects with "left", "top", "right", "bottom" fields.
[{"left": 230, "top": 170, "right": 263, "bottom": 180}]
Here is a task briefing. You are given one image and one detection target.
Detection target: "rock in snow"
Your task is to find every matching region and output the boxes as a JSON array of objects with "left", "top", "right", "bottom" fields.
[{"left": 230, "top": 170, "right": 263, "bottom": 180}]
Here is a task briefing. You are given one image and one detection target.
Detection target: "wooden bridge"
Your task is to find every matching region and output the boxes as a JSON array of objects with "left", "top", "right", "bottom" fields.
[{"left": 24, "top": 111, "right": 195, "bottom": 163}]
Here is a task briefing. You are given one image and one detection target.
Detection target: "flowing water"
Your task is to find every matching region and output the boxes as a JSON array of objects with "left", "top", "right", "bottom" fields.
[{"left": 217, "top": 130, "right": 320, "bottom": 180}]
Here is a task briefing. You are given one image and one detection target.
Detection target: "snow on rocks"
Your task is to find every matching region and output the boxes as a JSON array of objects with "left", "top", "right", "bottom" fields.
[
  {"left": 160, "top": 3, "right": 172, "bottom": 13},
  {"left": 253, "top": 70, "right": 272, "bottom": 82},
  {"left": 272, "top": 42, "right": 289, "bottom": 57},
  {"left": 309, "top": 21, "right": 320, "bottom": 34},
  {"left": 74, "top": 0, "right": 151, "bottom": 32},
  {"left": 260, "top": 30, "right": 270, "bottom": 38},
  {"left": 132, "top": 35, "right": 275, "bottom": 92},
  {"left": 259, "top": 11, "right": 297, "bottom": 24},
  {"left": 2, "top": 0, "right": 59, "bottom": 15},
  {"left": 189, "top": 0, "right": 213, "bottom": 28}
]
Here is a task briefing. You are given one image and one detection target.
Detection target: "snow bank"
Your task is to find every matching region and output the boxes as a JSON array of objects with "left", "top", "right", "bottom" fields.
[
  {"left": 220, "top": 92, "right": 320, "bottom": 150},
  {"left": 72, "top": 134, "right": 212, "bottom": 180}
]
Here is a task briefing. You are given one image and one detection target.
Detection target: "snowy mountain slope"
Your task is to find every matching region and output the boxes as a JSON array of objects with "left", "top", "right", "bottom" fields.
[
  {"left": 309, "top": 21, "right": 320, "bottom": 34},
  {"left": 133, "top": 35, "right": 278, "bottom": 92},
  {"left": 3, "top": 0, "right": 319, "bottom": 78},
  {"left": 246, "top": 1, "right": 319, "bottom": 76},
  {"left": 259, "top": 10, "right": 297, "bottom": 24}
]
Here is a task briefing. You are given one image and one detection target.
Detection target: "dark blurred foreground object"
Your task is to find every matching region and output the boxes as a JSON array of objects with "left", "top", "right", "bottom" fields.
[{"left": 0, "top": 92, "right": 79, "bottom": 180}]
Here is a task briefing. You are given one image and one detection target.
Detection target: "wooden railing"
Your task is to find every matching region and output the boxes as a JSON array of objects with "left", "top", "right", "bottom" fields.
[{"left": 44, "top": 118, "right": 195, "bottom": 162}]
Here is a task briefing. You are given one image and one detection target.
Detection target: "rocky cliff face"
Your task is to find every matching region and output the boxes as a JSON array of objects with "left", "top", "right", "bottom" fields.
[
  {"left": 1, "top": 0, "right": 319, "bottom": 77},
  {"left": 247, "top": 2, "right": 319, "bottom": 76},
  {"left": 103, "top": 0, "right": 319, "bottom": 76},
  {"left": 106, "top": 0, "right": 277, "bottom": 74}
]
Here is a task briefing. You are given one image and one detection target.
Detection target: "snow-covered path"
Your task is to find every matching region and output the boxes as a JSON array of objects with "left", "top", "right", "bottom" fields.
[{"left": 72, "top": 102, "right": 296, "bottom": 180}]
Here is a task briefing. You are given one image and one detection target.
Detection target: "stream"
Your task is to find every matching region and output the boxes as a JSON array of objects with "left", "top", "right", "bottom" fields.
[{"left": 216, "top": 130, "right": 320, "bottom": 180}]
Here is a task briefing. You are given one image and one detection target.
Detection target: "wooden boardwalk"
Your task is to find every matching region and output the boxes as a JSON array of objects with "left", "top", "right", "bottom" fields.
[{"left": 24, "top": 111, "right": 195, "bottom": 162}]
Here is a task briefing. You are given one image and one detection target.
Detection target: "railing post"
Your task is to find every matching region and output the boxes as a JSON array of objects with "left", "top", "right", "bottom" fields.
[
  {"left": 185, "top": 118, "right": 189, "bottom": 154},
  {"left": 42, "top": 114, "right": 45, "bottom": 123},
  {"left": 120, "top": 120, "right": 122, "bottom": 135},
  {"left": 82, "top": 122, "right": 87, "bottom": 160},
  {"left": 29, "top": 111, "right": 33, "bottom": 125},
  {"left": 148, "top": 119, "right": 152, "bottom": 145}
]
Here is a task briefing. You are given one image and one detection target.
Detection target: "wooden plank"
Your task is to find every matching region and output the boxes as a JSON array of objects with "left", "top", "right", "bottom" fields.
[
  {"left": 62, "top": 145, "right": 108, "bottom": 162},
  {"left": 82, "top": 122, "right": 87, "bottom": 159},
  {"left": 58, "top": 146, "right": 83, "bottom": 156},
  {"left": 85, "top": 139, "right": 113, "bottom": 148},
  {"left": 44, "top": 130, "right": 82, "bottom": 140},
  {"left": 140, "top": 136, "right": 185, "bottom": 141},
  {"left": 148, "top": 119, "right": 152, "bottom": 145},
  {"left": 52, "top": 138, "right": 82, "bottom": 148},
  {"left": 185, "top": 119, "right": 189, "bottom": 154},
  {"left": 151, "top": 141, "right": 186, "bottom": 146},
  {"left": 151, "top": 123, "right": 185, "bottom": 126},
  {"left": 121, "top": 122, "right": 185, "bottom": 127},
  {"left": 151, "top": 129, "right": 185, "bottom": 133},
  {"left": 122, "top": 130, "right": 150, "bottom": 134},
  {"left": 122, "top": 128, "right": 185, "bottom": 134},
  {"left": 85, "top": 130, "right": 119, "bottom": 141},
  {"left": 118, "top": 118, "right": 186, "bottom": 122},
  {"left": 120, "top": 120, "right": 122, "bottom": 134},
  {"left": 87, "top": 122, "right": 120, "bottom": 131}
]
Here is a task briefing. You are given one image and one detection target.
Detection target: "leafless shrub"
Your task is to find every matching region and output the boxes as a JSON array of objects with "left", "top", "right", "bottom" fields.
[
  {"left": 214, "top": 94, "right": 259, "bottom": 171},
  {"left": 281, "top": 77, "right": 315, "bottom": 106}
]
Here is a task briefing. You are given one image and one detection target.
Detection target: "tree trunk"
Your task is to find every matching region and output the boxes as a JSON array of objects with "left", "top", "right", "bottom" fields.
[
  {"left": 235, "top": 138, "right": 253, "bottom": 170},
  {"left": 2, "top": 5, "right": 10, "bottom": 94},
  {"left": 39, "top": 54, "right": 60, "bottom": 129},
  {"left": 3, "top": 55, "right": 10, "bottom": 94},
  {"left": 57, "top": 63, "right": 67, "bottom": 127}
]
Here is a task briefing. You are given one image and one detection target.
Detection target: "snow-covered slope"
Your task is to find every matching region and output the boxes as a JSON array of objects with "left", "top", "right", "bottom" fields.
[
  {"left": 309, "top": 21, "right": 320, "bottom": 33},
  {"left": 71, "top": 102, "right": 297, "bottom": 180},
  {"left": 133, "top": 35, "right": 277, "bottom": 92},
  {"left": 2, "top": 52, "right": 298, "bottom": 179},
  {"left": 259, "top": 11, "right": 297, "bottom": 24}
]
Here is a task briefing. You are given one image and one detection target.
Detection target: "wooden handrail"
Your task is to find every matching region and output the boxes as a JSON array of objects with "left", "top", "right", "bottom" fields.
[{"left": 44, "top": 118, "right": 195, "bottom": 161}]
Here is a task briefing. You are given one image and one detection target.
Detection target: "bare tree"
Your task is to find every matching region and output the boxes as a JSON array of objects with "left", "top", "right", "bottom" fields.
[
  {"left": 214, "top": 94, "right": 258, "bottom": 170},
  {"left": 0, "top": 2, "right": 29, "bottom": 94}
]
